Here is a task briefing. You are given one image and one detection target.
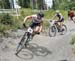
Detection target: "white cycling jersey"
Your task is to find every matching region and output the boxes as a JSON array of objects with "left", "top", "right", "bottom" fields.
[{"left": 31, "top": 15, "right": 44, "bottom": 23}]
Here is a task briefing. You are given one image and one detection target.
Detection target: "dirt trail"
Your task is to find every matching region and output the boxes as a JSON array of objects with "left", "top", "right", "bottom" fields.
[{"left": 0, "top": 21, "right": 75, "bottom": 61}]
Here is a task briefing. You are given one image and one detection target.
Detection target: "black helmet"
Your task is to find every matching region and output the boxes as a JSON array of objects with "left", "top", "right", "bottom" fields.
[{"left": 37, "top": 12, "right": 44, "bottom": 17}]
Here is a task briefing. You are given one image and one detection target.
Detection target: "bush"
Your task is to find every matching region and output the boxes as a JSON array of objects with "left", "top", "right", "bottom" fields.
[
  {"left": 0, "top": 13, "right": 15, "bottom": 33},
  {"left": 0, "top": 24, "right": 5, "bottom": 33},
  {"left": 0, "top": 13, "right": 14, "bottom": 25}
]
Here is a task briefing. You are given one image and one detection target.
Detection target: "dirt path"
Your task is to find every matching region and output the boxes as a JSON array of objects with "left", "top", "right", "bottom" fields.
[{"left": 0, "top": 21, "right": 75, "bottom": 61}]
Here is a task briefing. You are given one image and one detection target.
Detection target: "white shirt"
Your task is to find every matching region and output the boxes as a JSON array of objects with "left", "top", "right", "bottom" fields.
[{"left": 32, "top": 15, "right": 44, "bottom": 23}]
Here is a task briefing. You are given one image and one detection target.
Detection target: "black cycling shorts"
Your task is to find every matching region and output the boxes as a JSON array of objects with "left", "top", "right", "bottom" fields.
[{"left": 30, "top": 22, "right": 40, "bottom": 28}]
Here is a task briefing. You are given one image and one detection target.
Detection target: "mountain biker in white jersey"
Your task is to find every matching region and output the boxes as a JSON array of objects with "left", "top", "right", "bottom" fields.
[
  {"left": 52, "top": 10, "right": 64, "bottom": 31},
  {"left": 23, "top": 12, "right": 44, "bottom": 35}
]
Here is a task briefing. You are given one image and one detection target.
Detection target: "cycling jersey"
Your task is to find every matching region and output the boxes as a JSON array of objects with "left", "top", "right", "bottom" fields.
[
  {"left": 55, "top": 13, "right": 64, "bottom": 22},
  {"left": 31, "top": 15, "right": 44, "bottom": 23},
  {"left": 26, "top": 14, "right": 44, "bottom": 28},
  {"left": 55, "top": 13, "right": 64, "bottom": 19}
]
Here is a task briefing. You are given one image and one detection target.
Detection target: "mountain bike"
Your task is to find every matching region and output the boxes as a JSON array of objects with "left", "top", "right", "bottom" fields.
[
  {"left": 15, "top": 27, "right": 35, "bottom": 55},
  {"left": 49, "top": 20, "right": 67, "bottom": 37}
]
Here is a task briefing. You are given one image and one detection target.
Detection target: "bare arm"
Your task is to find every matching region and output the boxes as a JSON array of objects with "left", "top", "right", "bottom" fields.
[
  {"left": 52, "top": 15, "right": 56, "bottom": 20},
  {"left": 23, "top": 16, "right": 32, "bottom": 23}
]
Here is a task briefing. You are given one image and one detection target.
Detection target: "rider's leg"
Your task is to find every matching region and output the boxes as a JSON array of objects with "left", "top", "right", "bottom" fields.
[
  {"left": 38, "top": 25, "right": 43, "bottom": 33},
  {"left": 58, "top": 18, "right": 64, "bottom": 31},
  {"left": 30, "top": 23, "right": 40, "bottom": 37},
  {"left": 60, "top": 22, "right": 64, "bottom": 31},
  {"left": 33, "top": 24, "right": 42, "bottom": 34},
  {"left": 34, "top": 26, "right": 40, "bottom": 34}
]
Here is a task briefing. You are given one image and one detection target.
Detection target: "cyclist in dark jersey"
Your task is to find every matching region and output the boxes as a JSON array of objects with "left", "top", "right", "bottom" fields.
[{"left": 52, "top": 10, "right": 64, "bottom": 31}]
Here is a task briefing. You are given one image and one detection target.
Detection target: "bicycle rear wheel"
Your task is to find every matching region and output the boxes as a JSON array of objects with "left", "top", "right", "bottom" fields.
[
  {"left": 16, "top": 32, "right": 28, "bottom": 55},
  {"left": 60, "top": 24, "right": 67, "bottom": 35}
]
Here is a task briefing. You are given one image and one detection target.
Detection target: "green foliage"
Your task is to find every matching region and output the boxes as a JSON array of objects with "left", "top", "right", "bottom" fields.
[
  {"left": 0, "top": 24, "right": 6, "bottom": 33},
  {"left": 0, "top": 9, "right": 68, "bottom": 34},
  {"left": 44, "top": 9, "right": 55, "bottom": 19},
  {"left": 52, "top": 0, "right": 75, "bottom": 10},
  {"left": 18, "top": 8, "right": 34, "bottom": 21},
  {"left": 0, "top": 13, "right": 15, "bottom": 33},
  {"left": 4, "top": 0, "right": 10, "bottom": 9},
  {"left": 18, "top": 0, "right": 30, "bottom": 8},
  {"left": 0, "top": 9, "right": 34, "bottom": 33},
  {"left": 0, "top": 0, "right": 10, "bottom": 9},
  {"left": 0, "top": 13, "right": 14, "bottom": 25},
  {"left": 71, "top": 35, "right": 75, "bottom": 45},
  {"left": 37, "top": 0, "right": 45, "bottom": 10},
  {"left": 65, "top": 2, "right": 75, "bottom": 10},
  {"left": 44, "top": 10, "right": 68, "bottom": 20},
  {"left": 0, "top": 23, "right": 12, "bottom": 33}
]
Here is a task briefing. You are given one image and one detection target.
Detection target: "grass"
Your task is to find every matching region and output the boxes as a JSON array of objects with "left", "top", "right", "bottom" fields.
[
  {"left": 17, "top": 9, "right": 68, "bottom": 28},
  {"left": 44, "top": 10, "right": 68, "bottom": 20},
  {"left": 71, "top": 35, "right": 75, "bottom": 45},
  {"left": 19, "top": 9, "right": 68, "bottom": 20}
]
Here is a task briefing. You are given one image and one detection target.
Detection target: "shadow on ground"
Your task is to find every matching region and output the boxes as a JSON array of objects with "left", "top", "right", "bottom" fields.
[{"left": 16, "top": 43, "right": 52, "bottom": 60}]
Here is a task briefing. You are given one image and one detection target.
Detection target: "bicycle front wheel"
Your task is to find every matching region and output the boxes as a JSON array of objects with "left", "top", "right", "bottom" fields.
[
  {"left": 16, "top": 32, "right": 28, "bottom": 55},
  {"left": 49, "top": 25, "right": 57, "bottom": 37}
]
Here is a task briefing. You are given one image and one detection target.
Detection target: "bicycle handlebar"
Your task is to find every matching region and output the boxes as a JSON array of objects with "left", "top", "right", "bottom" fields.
[{"left": 23, "top": 23, "right": 28, "bottom": 29}]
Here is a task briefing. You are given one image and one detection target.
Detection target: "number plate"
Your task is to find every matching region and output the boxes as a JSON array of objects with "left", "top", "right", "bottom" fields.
[{"left": 27, "top": 27, "right": 33, "bottom": 33}]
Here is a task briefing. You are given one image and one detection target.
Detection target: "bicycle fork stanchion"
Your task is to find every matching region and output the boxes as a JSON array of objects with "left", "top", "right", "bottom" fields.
[{"left": 24, "top": 32, "right": 32, "bottom": 47}]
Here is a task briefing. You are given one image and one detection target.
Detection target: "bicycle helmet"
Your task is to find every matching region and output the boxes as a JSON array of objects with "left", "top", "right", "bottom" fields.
[{"left": 37, "top": 12, "right": 44, "bottom": 18}]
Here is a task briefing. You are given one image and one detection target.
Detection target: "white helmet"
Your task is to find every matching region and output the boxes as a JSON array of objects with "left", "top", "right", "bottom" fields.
[{"left": 56, "top": 10, "right": 60, "bottom": 13}]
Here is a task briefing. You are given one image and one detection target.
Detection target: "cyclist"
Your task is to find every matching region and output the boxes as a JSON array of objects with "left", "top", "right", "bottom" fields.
[
  {"left": 68, "top": 8, "right": 75, "bottom": 21},
  {"left": 23, "top": 12, "right": 44, "bottom": 34},
  {"left": 23, "top": 12, "right": 44, "bottom": 46},
  {"left": 52, "top": 10, "right": 64, "bottom": 32}
]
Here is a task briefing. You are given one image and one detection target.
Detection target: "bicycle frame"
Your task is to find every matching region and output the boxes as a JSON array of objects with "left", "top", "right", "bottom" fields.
[
  {"left": 49, "top": 20, "right": 56, "bottom": 26},
  {"left": 50, "top": 20, "right": 63, "bottom": 28}
]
